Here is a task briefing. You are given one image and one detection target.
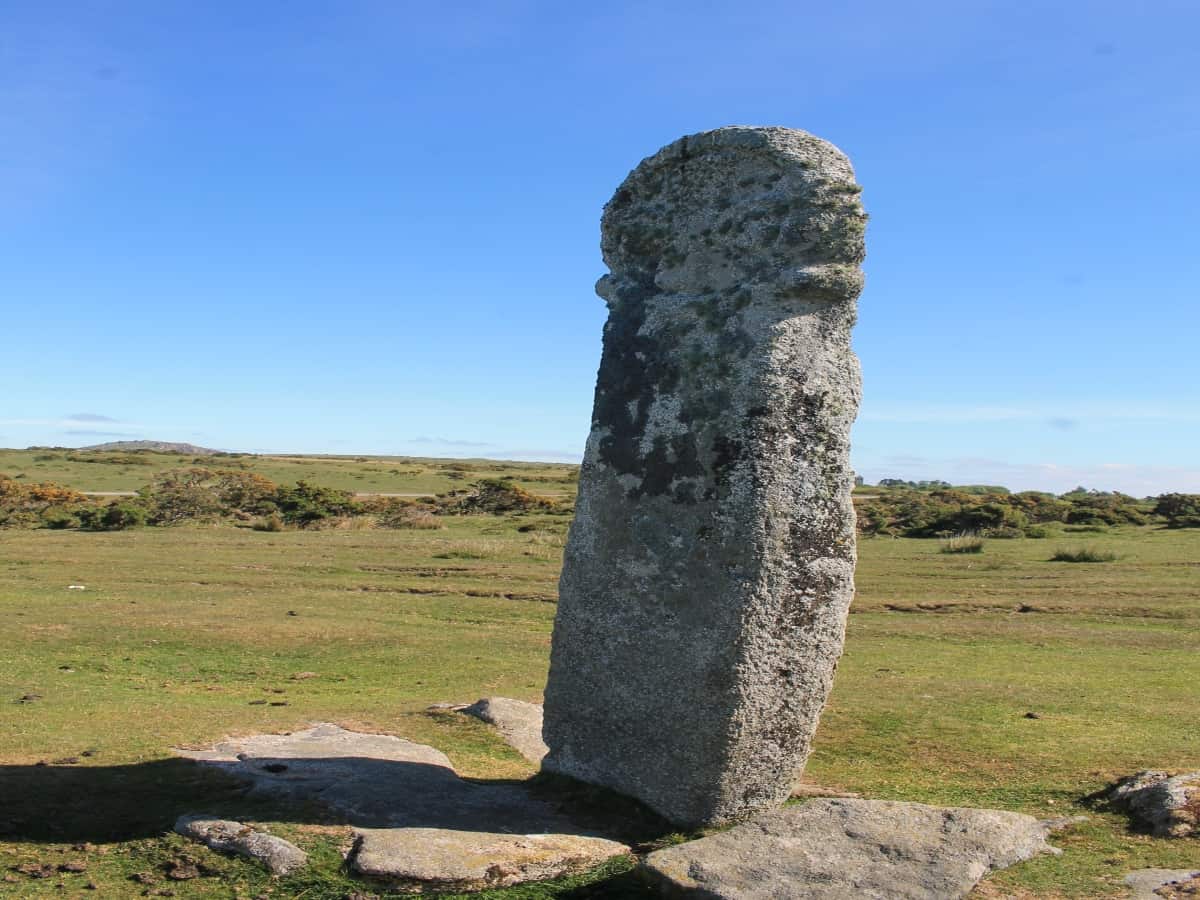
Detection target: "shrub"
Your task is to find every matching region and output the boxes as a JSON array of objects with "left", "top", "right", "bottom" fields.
[
  {"left": 214, "top": 470, "right": 279, "bottom": 516},
  {"left": 0, "top": 475, "right": 88, "bottom": 527},
  {"left": 1153, "top": 493, "right": 1200, "bottom": 529},
  {"left": 80, "top": 501, "right": 148, "bottom": 531},
  {"left": 941, "top": 534, "right": 985, "bottom": 554},
  {"left": 42, "top": 509, "right": 80, "bottom": 529},
  {"left": 1050, "top": 546, "right": 1118, "bottom": 563},
  {"left": 437, "top": 479, "right": 555, "bottom": 515},
  {"left": 145, "top": 468, "right": 224, "bottom": 524},
  {"left": 274, "top": 481, "right": 355, "bottom": 526}
]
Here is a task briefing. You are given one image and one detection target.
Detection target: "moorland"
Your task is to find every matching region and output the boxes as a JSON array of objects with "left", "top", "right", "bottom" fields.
[{"left": 0, "top": 449, "right": 1197, "bottom": 898}]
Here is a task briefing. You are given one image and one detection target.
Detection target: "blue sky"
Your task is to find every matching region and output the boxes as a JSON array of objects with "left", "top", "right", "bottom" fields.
[{"left": 2, "top": 1, "right": 1197, "bottom": 495}]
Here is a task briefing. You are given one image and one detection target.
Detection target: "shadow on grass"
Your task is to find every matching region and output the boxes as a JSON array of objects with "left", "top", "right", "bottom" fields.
[
  {"left": 0, "top": 758, "right": 315, "bottom": 844},
  {"left": 0, "top": 758, "right": 678, "bottom": 851}
]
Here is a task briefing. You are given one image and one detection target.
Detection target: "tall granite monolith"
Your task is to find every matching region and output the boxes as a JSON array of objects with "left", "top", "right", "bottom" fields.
[{"left": 542, "top": 126, "right": 866, "bottom": 827}]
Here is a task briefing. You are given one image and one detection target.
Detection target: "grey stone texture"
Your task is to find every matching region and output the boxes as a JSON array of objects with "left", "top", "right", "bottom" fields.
[
  {"left": 353, "top": 828, "right": 627, "bottom": 893},
  {"left": 462, "top": 697, "right": 548, "bottom": 764},
  {"left": 1125, "top": 869, "right": 1200, "bottom": 899},
  {"left": 175, "top": 724, "right": 627, "bottom": 891},
  {"left": 640, "top": 798, "right": 1068, "bottom": 899},
  {"left": 543, "top": 125, "right": 866, "bottom": 827},
  {"left": 174, "top": 815, "right": 308, "bottom": 875},
  {"left": 1110, "top": 770, "right": 1200, "bottom": 838}
]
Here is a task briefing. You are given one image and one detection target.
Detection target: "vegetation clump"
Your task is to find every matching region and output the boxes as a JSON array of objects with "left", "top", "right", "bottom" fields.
[
  {"left": 437, "top": 479, "right": 557, "bottom": 515},
  {"left": 1154, "top": 493, "right": 1200, "bottom": 529},
  {"left": 273, "top": 480, "right": 356, "bottom": 526},
  {"left": 857, "top": 485, "right": 1152, "bottom": 538},
  {"left": 941, "top": 534, "right": 985, "bottom": 554},
  {"left": 1050, "top": 546, "right": 1119, "bottom": 563}
]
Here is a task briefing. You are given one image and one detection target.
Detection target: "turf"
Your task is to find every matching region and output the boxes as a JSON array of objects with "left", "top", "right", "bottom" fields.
[
  {"left": 1, "top": 521, "right": 1197, "bottom": 897},
  {"left": 0, "top": 448, "right": 579, "bottom": 497}
]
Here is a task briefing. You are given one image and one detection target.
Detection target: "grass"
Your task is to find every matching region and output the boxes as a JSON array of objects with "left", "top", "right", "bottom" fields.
[
  {"left": 1051, "top": 546, "right": 1120, "bottom": 563},
  {"left": 940, "top": 533, "right": 985, "bottom": 554},
  {"left": 0, "top": 520, "right": 1197, "bottom": 897},
  {"left": 0, "top": 448, "right": 580, "bottom": 498}
]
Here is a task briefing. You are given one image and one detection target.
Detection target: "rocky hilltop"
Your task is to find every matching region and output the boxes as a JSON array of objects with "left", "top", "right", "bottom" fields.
[{"left": 78, "top": 440, "right": 221, "bottom": 455}]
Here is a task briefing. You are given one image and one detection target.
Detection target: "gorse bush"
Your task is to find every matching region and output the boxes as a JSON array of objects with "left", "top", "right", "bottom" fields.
[
  {"left": 145, "top": 468, "right": 281, "bottom": 524},
  {"left": 0, "top": 474, "right": 88, "bottom": 528}
]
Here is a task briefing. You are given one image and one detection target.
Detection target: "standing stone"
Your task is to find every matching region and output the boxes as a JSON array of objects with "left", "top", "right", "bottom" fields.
[{"left": 542, "top": 126, "right": 866, "bottom": 827}]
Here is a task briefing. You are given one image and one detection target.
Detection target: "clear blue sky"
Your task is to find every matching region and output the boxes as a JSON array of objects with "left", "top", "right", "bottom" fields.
[{"left": 3, "top": 1, "right": 1197, "bottom": 495}]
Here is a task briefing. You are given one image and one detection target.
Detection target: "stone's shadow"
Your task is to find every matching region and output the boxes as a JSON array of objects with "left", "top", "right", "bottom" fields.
[
  {"left": 0, "top": 755, "right": 672, "bottom": 848},
  {"left": 0, "top": 758, "right": 279, "bottom": 844},
  {"left": 168, "top": 723, "right": 673, "bottom": 848}
]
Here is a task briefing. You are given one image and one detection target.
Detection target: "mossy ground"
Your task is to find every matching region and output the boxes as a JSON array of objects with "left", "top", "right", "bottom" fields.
[{"left": 1, "top": 520, "right": 1196, "bottom": 897}]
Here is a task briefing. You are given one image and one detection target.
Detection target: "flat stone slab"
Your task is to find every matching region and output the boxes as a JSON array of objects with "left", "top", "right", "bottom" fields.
[
  {"left": 462, "top": 697, "right": 548, "bottom": 764},
  {"left": 1125, "top": 869, "right": 1200, "bottom": 899},
  {"left": 353, "top": 827, "right": 627, "bottom": 893},
  {"left": 640, "top": 798, "right": 1068, "bottom": 899},
  {"left": 1110, "top": 770, "right": 1200, "bottom": 838},
  {"left": 175, "top": 814, "right": 307, "bottom": 875},
  {"left": 175, "top": 724, "right": 628, "bottom": 891}
]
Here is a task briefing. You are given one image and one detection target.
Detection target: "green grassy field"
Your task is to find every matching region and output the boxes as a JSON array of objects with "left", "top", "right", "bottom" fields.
[
  {"left": 1, "top": 520, "right": 1197, "bottom": 897},
  {"left": 0, "top": 448, "right": 579, "bottom": 497}
]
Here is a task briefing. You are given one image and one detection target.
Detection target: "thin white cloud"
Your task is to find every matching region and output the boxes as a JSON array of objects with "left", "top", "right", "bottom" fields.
[
  {"left": 64, "top": 429, "right": 142, "bottom": 439},
  {"left": 0, "top": 416, "right": 143, "bottom": 428},
  {"left": 860, "top": 405, "right": 1200, "bottom": 425},
  {"left": 490, "top": 448, "right": 583, "bottom": 463},
  {"left": 66, "top": 412, "right": 119, "bottom": 423},
  {"left": 407, "top": 436, "right": 497, "bottom": 448}
]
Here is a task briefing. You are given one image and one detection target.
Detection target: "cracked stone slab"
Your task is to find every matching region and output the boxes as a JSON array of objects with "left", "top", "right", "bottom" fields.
[
  {"left": 462, "top": 697, "right": 548, "bottom": 764},
  {"left": 640, "top": 798, "right": 1070, "bottom": 899},
  {"left": 1109, "top": 771, "right": 1200, "bottom": 838},
  {"left": 1125, "top": 869, "right": 1200, "bottom": 899},
  {"left": 174, "top": 815, "right": 308, "bottom": 875},
  {"left": 175, "top": 724, "right": 628, "bottom": 891}
]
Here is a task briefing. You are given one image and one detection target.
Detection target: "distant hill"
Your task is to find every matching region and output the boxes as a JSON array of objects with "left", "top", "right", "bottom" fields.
[{"left": 78, "top": 440, "right": 222, "bottom": 455}]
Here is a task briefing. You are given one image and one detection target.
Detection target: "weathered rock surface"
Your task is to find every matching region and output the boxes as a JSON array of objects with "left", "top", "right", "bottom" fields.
[
  {"left": 1125, "top": 869, "right": 1200, "bottom": 899},
  {"left": 1110, "top": 771, "right": 1200, "bottom": 837},
  {"left": 174, "top": 815, "right": 308, "bottom": 875},
  {"left": 462, "top": 697, "right": 548, "bottom": 764},
  {"left": 175, "top": 724, "right": 628, "bottom": 890},
  {"left": 543, "top": 125, "right": 866, "bottom": 827},
  {"left": 353, "top": 827, "right": 627, "bottom": 893},
  {"left": 640, "top": 798, "right": 1066, "bottom": 899}
]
